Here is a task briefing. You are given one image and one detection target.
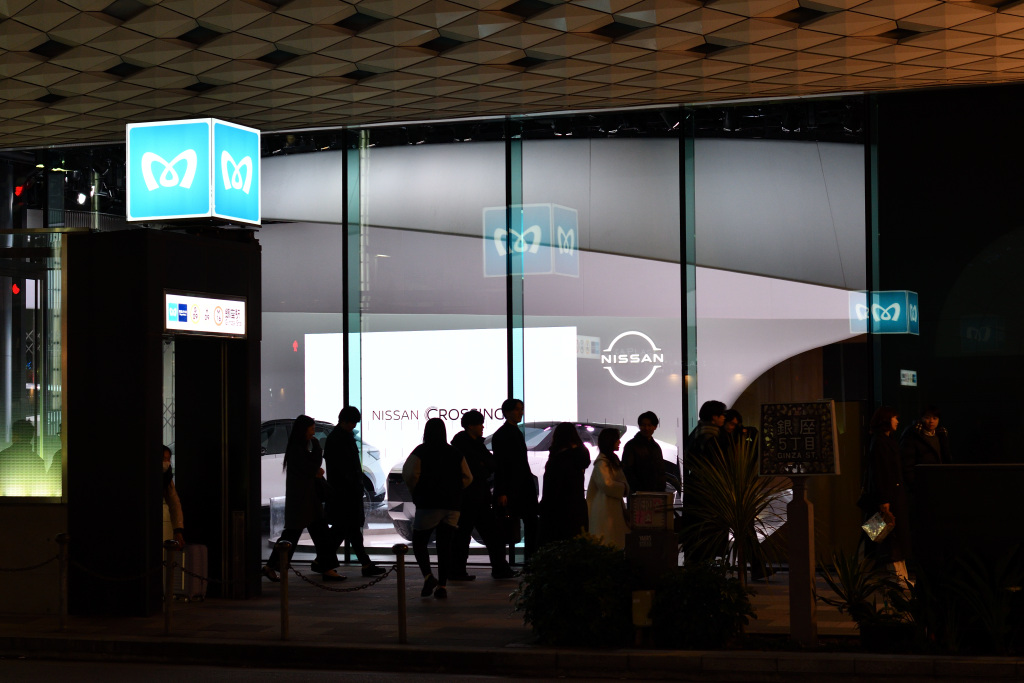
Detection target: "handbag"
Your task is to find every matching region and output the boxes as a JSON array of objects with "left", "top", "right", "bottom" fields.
[
  {"left": 496, "top": 506, "right": 522, "bottom": 544},
  {"left": 861, "top": 512, "right": 894, "bottom": 543}
]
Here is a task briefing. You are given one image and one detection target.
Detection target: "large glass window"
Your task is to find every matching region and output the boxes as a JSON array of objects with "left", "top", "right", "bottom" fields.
[
  {"left": 0, "top": 234, "right": 63, "bottom": 498},
  {"left": 356, "top": 121, "right": 510, "bottom": 478},
  {"left": 520, "top": 112, "right": 685, "bottom": 472}
]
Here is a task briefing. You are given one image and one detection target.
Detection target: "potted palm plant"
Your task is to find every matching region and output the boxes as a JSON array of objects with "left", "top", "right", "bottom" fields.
[
  {"left": 819, "top": 549, "right": 913, "bottom": 651},
  {"left": 681, "top": 435, "right": 790, "bottom": 587}
]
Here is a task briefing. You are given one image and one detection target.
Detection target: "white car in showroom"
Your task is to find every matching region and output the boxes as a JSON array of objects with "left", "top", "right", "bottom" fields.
[
  {"left": 260, "top": 418, "right": 386, "bottom": 521},
  {"left": 386, "top": 421, "right": 680, "bottom": 541}
]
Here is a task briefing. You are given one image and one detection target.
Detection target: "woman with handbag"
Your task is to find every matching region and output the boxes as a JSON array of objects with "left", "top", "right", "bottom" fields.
[
  {"left": 869, "top": 406, "right": 912, "bottom": 586},
  {"left": 587, "top": 427, "right": 630, "bottom": 549}
]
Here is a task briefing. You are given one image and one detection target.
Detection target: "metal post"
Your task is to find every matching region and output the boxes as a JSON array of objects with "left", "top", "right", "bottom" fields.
[
  {"left": 393, "top": 543, "right": 407, "bottom": 644},
  {"left": 163, "top": 540, "right": 178, "bottom": 636},
  {"left": 787, "top": 477, "right": 818, "bottom": 647},
  {"left": 56, "top": 533, "right": 68, "bottom": 631},
  {"left": 279, "top": 541, "right": 291, "bottom": 641}
]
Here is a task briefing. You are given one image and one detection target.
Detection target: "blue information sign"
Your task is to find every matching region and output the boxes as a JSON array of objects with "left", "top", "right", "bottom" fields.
[{"left": 127, "top": 118, "right": 260, "bottom": 225}]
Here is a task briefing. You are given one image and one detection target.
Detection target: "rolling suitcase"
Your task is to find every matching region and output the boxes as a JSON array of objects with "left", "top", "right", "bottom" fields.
[{"left": 172, "top": 543, "right": 208, "bottom": 601}]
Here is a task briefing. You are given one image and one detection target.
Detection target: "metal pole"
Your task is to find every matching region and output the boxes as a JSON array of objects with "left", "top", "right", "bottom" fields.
[
  {"left": 279, "top": 541, "right": 291, "bottom": 641},
  {"left": 56, "top": 533, "right": 68, "bottom": 631},
  {"left": 393, "top": 543, "right": 407, "bottom": 644},
  {"left": 163, "top": 540, "right": 178, "bottom": 636}
]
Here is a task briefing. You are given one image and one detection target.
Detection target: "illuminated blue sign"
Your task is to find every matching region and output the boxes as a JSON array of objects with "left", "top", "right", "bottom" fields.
[
  {"left": 127, "top": 118, "right": 260, "bottom": 225},
  {"left": 849, "top": 290, "right": 919, "bottom": 335},
  {"left": 483, "top": 203, "right": 579, "bottom": 277}
]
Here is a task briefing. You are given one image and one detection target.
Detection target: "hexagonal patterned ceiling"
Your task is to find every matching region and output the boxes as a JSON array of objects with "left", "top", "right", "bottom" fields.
[{"left": 3, "top": 0, "right": 1024, "bottom": 149}]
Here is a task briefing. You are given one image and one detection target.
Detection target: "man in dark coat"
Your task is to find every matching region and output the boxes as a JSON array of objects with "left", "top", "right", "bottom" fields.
[
  {"left": 681, "top": 400, "right": 728, "bottom": 564},
  {"left": 622, "top": 410, "right": 665, "bottom": 493},
  {"left": 321, "top": 406, "right": 385, "bottom": 577},
  {"left": 491, "top": 398, "right": 538, "bottom": 564},
  {"left": 450, "top": 410, "right": 518, "bottom": 580}
]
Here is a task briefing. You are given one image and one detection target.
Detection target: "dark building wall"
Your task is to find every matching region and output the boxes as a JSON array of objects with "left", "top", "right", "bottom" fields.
[
  {"left": 67, "top": 229, "right": 261, "bottom": 615},
  {"left": 876, "top": 83, "right": 1024, "bottom": 463}
]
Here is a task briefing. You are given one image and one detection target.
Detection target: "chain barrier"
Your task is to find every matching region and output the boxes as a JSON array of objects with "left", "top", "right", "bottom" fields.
[
  {"left": 175, "top": 561, "right": 242, "bottom": 588},
  {"left": 288, "top": 563, "right": 396, "bottom": 593},
  {"left": 0, "top": 554, "right": 58, "bottom": 572}
]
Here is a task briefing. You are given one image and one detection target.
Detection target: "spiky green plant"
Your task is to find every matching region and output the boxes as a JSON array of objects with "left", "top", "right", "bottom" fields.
[
  {"left": 681, "top": 434, "right": 790, "bottom": 587},
  {"left": 818, "top": 549, "right": 904, "bottom": 624}
]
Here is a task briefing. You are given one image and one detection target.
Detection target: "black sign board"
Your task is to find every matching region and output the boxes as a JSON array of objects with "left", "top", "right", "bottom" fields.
[{"left": 759, "top": 401, "right": 839, "bottom": 476}]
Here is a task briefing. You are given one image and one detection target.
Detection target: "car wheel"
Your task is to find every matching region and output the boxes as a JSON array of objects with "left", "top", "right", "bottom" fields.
[{"left": 393, "top": 518, "right": 413, "bottom": 542}]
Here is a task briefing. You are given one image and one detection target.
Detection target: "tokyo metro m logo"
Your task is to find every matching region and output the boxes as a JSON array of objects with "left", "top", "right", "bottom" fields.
[
  {"left": 221, "top": 151, "right": 253, "bottom": 194},
  {"left": 854, "top": 303, "right": 901, "bottom": 323},
  {"left": 141, "top": 150, "right": 198, "bottom": 191},
  {"left": 493, "top": 224, "right": 542, "bottom": 256},
  {"left": 557, "top": 225, "right": 575, "bottom": 254}
]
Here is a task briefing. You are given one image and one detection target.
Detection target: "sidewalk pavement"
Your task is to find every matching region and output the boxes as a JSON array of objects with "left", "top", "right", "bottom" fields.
[{"left": 2, "top": 555, "right": 1023, "bottom": 681}]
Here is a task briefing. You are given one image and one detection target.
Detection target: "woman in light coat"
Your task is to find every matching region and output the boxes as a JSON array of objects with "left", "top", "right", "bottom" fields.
[{"left": 587, "top": 427, "right": 630, "bottom": 549}]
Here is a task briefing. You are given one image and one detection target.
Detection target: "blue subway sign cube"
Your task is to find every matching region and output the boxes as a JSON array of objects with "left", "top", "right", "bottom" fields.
[
  {"left": 127, "top": 118, "right": 260, "bottom": 225},
  {"left": 483, "top": 203, "right": 579, "bottom": 277},
  {"left": 849, "top": 290, "right": 919, "bottom": 335}
]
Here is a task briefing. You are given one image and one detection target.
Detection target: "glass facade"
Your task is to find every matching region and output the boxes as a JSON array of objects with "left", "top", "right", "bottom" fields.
[
  {"left": 251, "top": 99, "right": 872, "bottom": 547},
  {"left": 0, "top": 233, "right": 63, "bottom": 497},
  {"left": 14, "top": 92, "right": 1007, "bottom": 528}
]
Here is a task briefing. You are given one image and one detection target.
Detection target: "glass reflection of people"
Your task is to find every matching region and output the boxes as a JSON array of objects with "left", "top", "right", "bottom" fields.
[
  {"left": 162, "top": 445, "right": 185, "bottom": 549},
  {"left": 682, "top": 400, "right": 727, "bottom": 564},
  {"left": 403, "top": 417, "right": 472, "bottom": 599},
  {"left": 0, "top": 419, "right": 44, "bottom": 495},
  {"left": 538, "top": 422, "right": 590, "bottom": 547},
  {"left": 869, "top": 406, "right": 912, "bottom": 587},
  {"left": 492, "top": 398, "right": 538, "bottom": 564},
  {"left": 900, "top": 405, "right": 951, "bottom": 490},
  {"left": 587, "top": 427, "right": 629, "bottom": 549},
  {"left": 719, "top": 409, "right": 742, "bottom": 451},
  {"left": 450, "top": 410, "right": 518, "bottom": 581},
  {"left": 322, "top": 406, "right": 385, "bottom": 577},
  {"left": 621, "top": 411, "right": 666, "bottom": 493},
  {"left": 263, "top": 414, "right": 346, "bottom": 583}
]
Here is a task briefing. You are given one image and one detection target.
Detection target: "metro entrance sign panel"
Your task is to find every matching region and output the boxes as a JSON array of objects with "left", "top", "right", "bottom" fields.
[{"left": 127, "top": 119, "right": 260, "bottom": 225}]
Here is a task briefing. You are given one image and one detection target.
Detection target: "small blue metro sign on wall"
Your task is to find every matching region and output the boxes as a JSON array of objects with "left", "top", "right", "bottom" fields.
[
  {"left": 849, "top": 290, "right": 919, "bottom": 335},
  {"left": 127, "top": 118, "right": 260, "bottom": 225}
]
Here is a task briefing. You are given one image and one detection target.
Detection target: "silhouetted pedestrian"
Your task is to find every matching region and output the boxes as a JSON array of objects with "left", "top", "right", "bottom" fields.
[{"left": 403, "top": 417, "right": 472, "bottom": 599}]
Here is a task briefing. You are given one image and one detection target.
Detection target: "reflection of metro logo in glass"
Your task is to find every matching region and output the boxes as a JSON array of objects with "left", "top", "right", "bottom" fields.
[
  {"left": 483, "top": 204, "right": 579, "bottom": 277},
  {"left": 141, "top": 150, "right": 198, "bottom": 191},
  {"left": 493, "top": 224, "right": 542, "bottom": 256},
  {"left": 848, "top": 291, "right": 919, "bottom": 335}
]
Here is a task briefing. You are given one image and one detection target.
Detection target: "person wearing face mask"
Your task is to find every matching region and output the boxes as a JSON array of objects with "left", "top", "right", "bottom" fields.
[{"left": 162, "top": 445, "right": 185, "bottom": 550}]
